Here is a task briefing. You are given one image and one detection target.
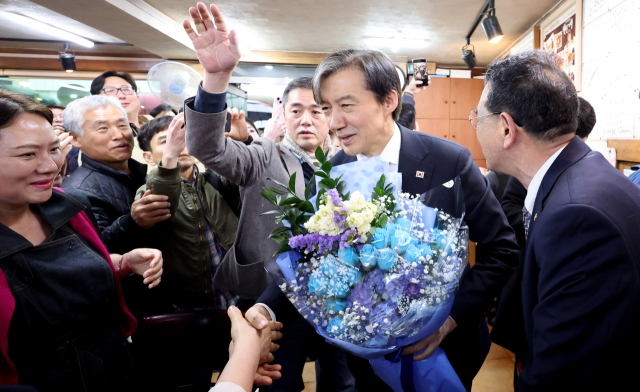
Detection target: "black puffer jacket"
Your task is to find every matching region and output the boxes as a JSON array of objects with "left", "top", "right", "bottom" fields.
[{"left": 62, "top": 154, "right": 147, "bottom": 254}]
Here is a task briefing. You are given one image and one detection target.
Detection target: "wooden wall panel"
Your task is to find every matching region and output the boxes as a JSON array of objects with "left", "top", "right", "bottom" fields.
[
  {"left": 450, "top": 119, "right": 485, "bottom": 160},
  {"left": 417, "top": 119, "right": 449, "bottom": 140},
  {"left": 414, "top": 78, "right": 450, "bottom": 119},
  {"left": 474, "top": 159, "right": 487, "bottom": 169},
  {"left": 449, "top": 78, "right": 485, "bottom": 120}
]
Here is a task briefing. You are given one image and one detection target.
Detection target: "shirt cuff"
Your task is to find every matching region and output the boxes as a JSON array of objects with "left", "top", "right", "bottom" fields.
[
  {"left": 256, "top": 303, "right": 277, "bottom": 323},
  {"left": 194, "top": 83, "right": 228, "bottom": 114}
]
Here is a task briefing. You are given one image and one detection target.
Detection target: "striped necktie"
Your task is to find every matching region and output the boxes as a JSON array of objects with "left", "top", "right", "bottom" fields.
[{"left": 523, "top": 208, "right": 532, "bottom": 240}]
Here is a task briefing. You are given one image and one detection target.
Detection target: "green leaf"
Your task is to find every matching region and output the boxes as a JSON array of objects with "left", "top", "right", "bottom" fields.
[
  {"left": 288, "top": 172, "right": 297, "bottom": 194},
  {"left": 261, "top": 210, "right": 281, "bottom": 215},
  {"left": 313, "top": 162, "right": 322, "bottom": 167},
  {"left": 271, "top": 235, "right": 290, "bottom": 246},
  {"left": 336, "top": 181, "right": 346, "bottom": 194},
  {"left": 321, "top": 161, "right": 332, "bottom": 173},
  {"left": 270, "top": 226, "right": 291, "bottom": 236},
  {"left": 260, "top": 190, "right": 277, "bottom": 205},
  {"left": 315, "top": 146, "right": 325, "bottom": 163},
  {"left": 378, "top": 214, "right": 388, "bottom": 228},
  {"left": 273, "top": 245, "right": 292, "bottom": 257},
  {"left": 313, "top": 171, "right": 328, "bottom": 178},
  {"left": 342, "top": 191, "right": 351, "bottom": 201},
  {"left": 316, "top": 188, "right": 327, "bottom": 210},
  {"left": 319, "top": 178, "right": 336, "bottom": 189},
  {"left": 299, "top": 201, "right": 315, "bottom": 213},
  {"left": 374, "top": 187, "right": 384, "bottom": 196},
  {"left": 280, "top": 196, "right": 301, "bottom": 206},
  {"left": 267, "top": 178, "right": 290, "bottom": 192},
  {"left": 271, "top": 188, "right": 289, "bottom": 195}
]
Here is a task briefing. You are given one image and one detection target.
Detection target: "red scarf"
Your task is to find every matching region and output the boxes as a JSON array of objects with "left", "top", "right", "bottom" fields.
[{"left": 0, "top": 199, "right": 137, "bottom": 384}]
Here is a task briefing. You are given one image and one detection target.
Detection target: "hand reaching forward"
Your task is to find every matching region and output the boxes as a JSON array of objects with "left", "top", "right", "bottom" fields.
[
  {"left": 402, "top": 316, "right": 457, "bottom": 360},
  {"left": 161, "top": 113, "right": 186, "bottom": 169},
  {"left": 120, "top": 248, "right": 164, "bottom": 288},
  {"left": 183, "top": 3, "right": 240, "bottom": 92},
  {"left": 226, "top": 108, "right": 249, "bottom": 142}
]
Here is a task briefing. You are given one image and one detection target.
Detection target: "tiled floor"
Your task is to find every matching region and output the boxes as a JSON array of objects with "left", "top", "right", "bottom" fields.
[{"left": 215, "top": 342, "right": 515, "bottom": 392}]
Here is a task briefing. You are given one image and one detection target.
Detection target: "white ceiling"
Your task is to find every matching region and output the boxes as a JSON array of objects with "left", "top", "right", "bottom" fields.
[{"left": 1, "top": 0, "right": 561, "bottom": 66}]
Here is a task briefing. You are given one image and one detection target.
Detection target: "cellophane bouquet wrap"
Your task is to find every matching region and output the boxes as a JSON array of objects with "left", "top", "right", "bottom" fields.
[{"left": 261, "top": 150, "right": 468, "bottom": 392}]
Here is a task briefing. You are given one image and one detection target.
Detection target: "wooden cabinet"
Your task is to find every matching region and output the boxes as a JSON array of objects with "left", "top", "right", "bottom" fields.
[
  {"left": 417, "top": 119, "right": 449, "bottom": 140},
  {"left": 449, "top": 79, "right": 485, "bottom": 120},
  {"left": 450, "top": 120, "right": 484, "bottom": 159},
  {"left": 412, "top": 77, "right": 485, "bottom": 163},
  {"left": 414, "top": 78, "right": 450, "bottom": 119}
]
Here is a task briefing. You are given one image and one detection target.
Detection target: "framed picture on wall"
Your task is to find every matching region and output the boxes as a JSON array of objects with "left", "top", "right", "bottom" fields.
[{"left": 540, "top": 0, "right": 583, "bottom": 91}]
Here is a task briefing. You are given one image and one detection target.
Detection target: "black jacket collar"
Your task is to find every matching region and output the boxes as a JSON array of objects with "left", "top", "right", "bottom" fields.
[
  {"left": 0, "top": 190, "right": 85, "bottom": 259},
  {"left": 81, "top": 154, "right": 147, "bottom": 186}
]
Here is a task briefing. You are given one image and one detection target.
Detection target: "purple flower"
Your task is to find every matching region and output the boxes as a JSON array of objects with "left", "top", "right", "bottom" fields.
[
  {"left": 405, "top": 283, "right": 421, "bottom": 300},
  {"left": 327, "top": 188, "right": 342, "bottom": 207}
]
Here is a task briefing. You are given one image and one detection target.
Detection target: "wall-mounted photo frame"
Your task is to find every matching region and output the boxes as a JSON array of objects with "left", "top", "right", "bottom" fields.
[{"left": 540, "top": 0, "right": 583, "bottom": 91}]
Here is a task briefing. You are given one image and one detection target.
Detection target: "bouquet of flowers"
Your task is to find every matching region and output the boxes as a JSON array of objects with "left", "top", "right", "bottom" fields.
[{"left": 261, "top": 149, "right": 468, "bottom": 392}]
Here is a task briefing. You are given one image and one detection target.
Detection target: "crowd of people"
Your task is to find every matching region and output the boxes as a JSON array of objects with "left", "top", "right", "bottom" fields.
[{"left": 1, "top": 2, "right": 639, "bottom": 392}]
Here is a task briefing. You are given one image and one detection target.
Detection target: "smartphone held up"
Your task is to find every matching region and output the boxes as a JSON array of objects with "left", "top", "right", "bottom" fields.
[{"left": 412, "top": 58, "right": 428, "bottom": 87}]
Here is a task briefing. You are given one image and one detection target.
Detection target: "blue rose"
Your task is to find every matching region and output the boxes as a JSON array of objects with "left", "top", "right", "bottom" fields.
[
  {"left": 409, "top": 236, "right": 419, "bottom": 246},
  {"left": 395, "top": 217, "right": 413, "bottom": 231},
  {"left": 330, "top": 279, "right": 351, "bottom": 298},
  {"left": 386, "top": 223, "right": 398, "bottom": 238},
  {"left": 326, "top": 317, "right": 345, "bottom": 337},
  {"left": 338, "top": 247, "right": 359, "bottom": 266},
  {"left": 320, "top": 255, "right": 340, "bottom": 276},
  {"left": 390, "top": 230, "right": 411, "bottom": 254},
  {"left": 377, "top": 248, "right": 398, "bottom": 271},
  {"left": 308, "top": 270, "right": 329, "bottom": 296},
  {"left": 326, "top": 299, "right": 347, "bottom": 314},
  {"left": 341, "top": 267, "right": 362, "bottom": 287},
  {"left": 371, "top": 228, "right": 389, "bottom": 249},
  {"left": 404, "top": 244, "right": 423, "bottom": 263},
  {"left": 359, "top": 244, "right": 378, "bottom": 269}
]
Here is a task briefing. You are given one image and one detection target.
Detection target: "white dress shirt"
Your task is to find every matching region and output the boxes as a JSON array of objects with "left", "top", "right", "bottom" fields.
[
  {"left": 524, "top": 146, "right": 567, "bottom": 213},
  {"left": 356, "top": 123, "right": 402, "bottom": 172}
]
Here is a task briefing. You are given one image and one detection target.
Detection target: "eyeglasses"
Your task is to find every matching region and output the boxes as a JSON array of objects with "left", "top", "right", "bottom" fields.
[
  {"left": 469, "top": 109, "right": 501, "bottom": 130},
  {"left": 99, "top": 86, "right": 135, "bottom": 96}
]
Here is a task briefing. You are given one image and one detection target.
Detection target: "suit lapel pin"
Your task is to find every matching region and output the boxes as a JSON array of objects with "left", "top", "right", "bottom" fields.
[
  {"left": 416, "top": 171, "right": 425, "bottom": 178},
  {"left": 534, "top": 213, "right": 538, "bottom": 221}
]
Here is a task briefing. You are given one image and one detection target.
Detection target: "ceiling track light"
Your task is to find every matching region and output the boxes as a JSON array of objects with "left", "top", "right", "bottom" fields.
[
  {"left": 482, "top": 8, "right": 504, "bottom": 43},
  {"left": 462, "top": 39, "right": 477, "bottom": 69},
  {"left": 0, "top": 10, "right": 94, "bottom": 48},
  {"left": 59, "top": 43, "right": 76, "bottom": 72}
]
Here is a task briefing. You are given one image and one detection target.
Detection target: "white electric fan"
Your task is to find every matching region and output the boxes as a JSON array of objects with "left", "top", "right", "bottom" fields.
[{"left": 147, "top": 61, "right": 203, "bottom": 106}]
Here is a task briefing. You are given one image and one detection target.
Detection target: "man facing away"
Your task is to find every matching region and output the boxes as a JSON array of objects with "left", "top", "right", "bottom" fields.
[
  {"left": 181, "top": 3, "right": 352, "bottom": 391},
  {"left": 475, "top": 50, "right": 640, "bottom": 391}
]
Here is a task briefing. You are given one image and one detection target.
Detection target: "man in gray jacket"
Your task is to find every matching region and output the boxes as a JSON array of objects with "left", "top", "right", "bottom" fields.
[{"left": 183, "top": 3, "right": 352, "bottom": 391}]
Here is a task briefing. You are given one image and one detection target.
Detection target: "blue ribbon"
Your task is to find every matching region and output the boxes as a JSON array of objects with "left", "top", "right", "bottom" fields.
[{"left": 383, "top": 340, "right": 419, "bottom": 392}]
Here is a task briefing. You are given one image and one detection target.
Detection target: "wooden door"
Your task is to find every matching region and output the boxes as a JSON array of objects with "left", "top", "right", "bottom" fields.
[
  {"left": 416, "top": 119, "right": 450, "bottom": 140},
  {"left": 450, "top": 119, "right": 485, "bottom": 160},
  {"left": 449, "top": 79, "right": 485, "bottom": 120},
  {"left": 413, "top": 78, "right": 451, "bottom": 119}
]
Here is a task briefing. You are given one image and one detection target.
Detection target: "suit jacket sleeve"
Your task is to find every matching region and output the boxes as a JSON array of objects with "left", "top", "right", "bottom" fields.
[
  {"left": 449, "top": 149, "right": 519, "bottom": 326},
  {"left": 518, "top": 205, "right": 638, "bottom": 391},
  {"left": 65, "top": 188, "right": 143, "bottom": 254},
  {"left": 184, "top": 97, "right": 276, "bottom": 189},
  {"left": 257, "top": 280, "right": 300, "bottom": 325}
]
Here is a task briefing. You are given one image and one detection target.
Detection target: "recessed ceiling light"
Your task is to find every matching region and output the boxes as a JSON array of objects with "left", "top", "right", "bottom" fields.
[
  {"left": 66, "top": 70, "right": 74, "bottom": 73},
  {"left": 265, "top": 65, "right": 273, "bottom": 70},
  {"left": 0, "top": 10, "right": 94, "bottom": 48},
  {"left": 19, "top": 81, "right": 31, "bottom": 87},
  {"left": 36, "top": 97, "right": 43, "bottom": 101}
]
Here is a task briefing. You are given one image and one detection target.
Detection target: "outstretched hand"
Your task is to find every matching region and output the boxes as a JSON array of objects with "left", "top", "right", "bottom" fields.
[{"left": 183, "top": 3, "right": 240, "bottom": 92}]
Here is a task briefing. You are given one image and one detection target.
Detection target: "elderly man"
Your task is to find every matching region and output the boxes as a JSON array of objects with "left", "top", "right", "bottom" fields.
[
  {"left": 475, "top": 50, "right": 640, "bottom": 391},
  {"left": 62, "top": 96, "right": 170, "bottom": 254},
  {"left": 182, "top": 4, "right": 354, "bottom": 391}
]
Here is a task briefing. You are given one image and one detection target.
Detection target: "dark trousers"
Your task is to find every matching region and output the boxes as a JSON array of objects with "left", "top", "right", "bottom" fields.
[
  {"left": 267, "top": 315, "right": 356, "bottom": 392},
  {"left": 346, "top": 317, "right": 491, "bottom": 392}
]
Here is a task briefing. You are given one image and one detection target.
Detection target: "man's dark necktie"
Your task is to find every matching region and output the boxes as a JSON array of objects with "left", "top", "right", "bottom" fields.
[
  {"left": 523, "top": 208, "right": 532, "bottom": 241},
  {"left": 301, "top": 161, "right": 314, "bottom": 186}
]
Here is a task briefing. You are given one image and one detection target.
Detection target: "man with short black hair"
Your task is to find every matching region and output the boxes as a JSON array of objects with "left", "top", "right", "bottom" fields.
[
  {"left": 476, "top": 50, "right": 640, "bottom": 391},
  {"left": 576, "top": 97, "right": 596, "bottom": 140},
  {"left": 398, "top": 102, "right": 416, "bottom": 130},
  {"left": 91, "top": 70, "right": 142, "bottom": 130}
]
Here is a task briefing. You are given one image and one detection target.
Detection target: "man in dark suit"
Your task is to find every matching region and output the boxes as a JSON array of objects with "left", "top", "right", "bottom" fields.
[
  {"left": 250, "top": 48, "right": 520, "bottom": 391},
  {"left": 475, "top": 50, "right": 640, "bottom": 391}
]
